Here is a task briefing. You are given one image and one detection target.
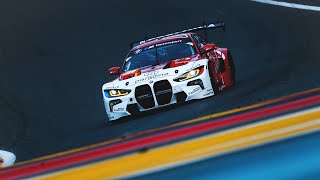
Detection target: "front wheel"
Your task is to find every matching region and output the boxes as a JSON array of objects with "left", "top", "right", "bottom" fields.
[{"left": 210, "top": 76, "right": 220, "bottom": 95}]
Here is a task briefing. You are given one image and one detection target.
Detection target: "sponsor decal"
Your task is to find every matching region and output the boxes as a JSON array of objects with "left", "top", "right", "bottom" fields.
[
  {"left": 188, "top": 87, "right": 202, "bottom": 96},
  {"left": 135, "top": 71, "right": 169, "bottom": 84},
  {"left": 203, "top": 89, "right": 214, "bottom": 96},
  {"left": 113, "top": 107, "right": 125, "bottom": 112},
  {"left": 105, "top": 85, "right": 119, "bottom": 89},
  {"left": 143, "top": 71, "right": 159, "bottom": 77},
  {"left": 155, "top": 40, "right": 182, "bottom": 47}
]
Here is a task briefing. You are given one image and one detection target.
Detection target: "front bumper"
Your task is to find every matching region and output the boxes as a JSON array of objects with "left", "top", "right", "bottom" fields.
[{"left": 103, "top": 64, "right": 215, "bottom": 121}]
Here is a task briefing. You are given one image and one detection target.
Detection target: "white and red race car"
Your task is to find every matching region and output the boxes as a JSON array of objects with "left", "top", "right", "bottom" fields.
[{"left": 102, "top": 21, "right": 236, "bottom": 121}]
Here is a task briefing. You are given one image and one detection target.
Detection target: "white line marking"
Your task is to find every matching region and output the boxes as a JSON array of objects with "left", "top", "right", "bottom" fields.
[{"left": 252, "top": 0, "right": 320, "bottom": 11}]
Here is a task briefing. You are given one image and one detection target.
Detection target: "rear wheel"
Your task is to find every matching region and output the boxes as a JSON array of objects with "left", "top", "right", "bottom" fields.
[{"left": 211, "top": 79, "right": 220, "bottom": 95}]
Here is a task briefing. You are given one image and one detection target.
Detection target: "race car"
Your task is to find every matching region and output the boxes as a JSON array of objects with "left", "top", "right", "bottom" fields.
[
  {"left": 0, "top": 150, "right": 16, "bottom": 167},
  {"left": 102, "top": 21, "right": 236, "bottom": 122}
]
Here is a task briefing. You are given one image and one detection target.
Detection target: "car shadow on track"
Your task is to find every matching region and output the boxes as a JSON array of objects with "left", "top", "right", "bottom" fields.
[
  {"left": 107, "top": 100, "right": 196, "bottom": 126},
  {"left": 106, "top": 88, "right": 238, "bottom": 126}
]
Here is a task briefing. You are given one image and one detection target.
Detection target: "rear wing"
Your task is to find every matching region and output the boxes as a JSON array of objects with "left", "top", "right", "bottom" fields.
[{"left": 130, "top": 20, "right": 225, "bottom": 49}]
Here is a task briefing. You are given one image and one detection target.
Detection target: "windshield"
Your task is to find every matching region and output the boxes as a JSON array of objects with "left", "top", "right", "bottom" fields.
[{"left": 123, "top": 38, "right": 196, "bottom": 72}]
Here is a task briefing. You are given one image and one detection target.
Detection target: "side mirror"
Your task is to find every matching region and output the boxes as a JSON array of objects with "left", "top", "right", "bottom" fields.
[
  {"left": 201, "top": 44, "right": 216, "bottom": 54},
  {"left": 108, "top": 67, "right": 121, "bottom": 75}
]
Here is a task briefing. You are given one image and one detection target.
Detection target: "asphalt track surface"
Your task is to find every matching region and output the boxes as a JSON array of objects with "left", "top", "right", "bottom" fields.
[
  {"left": 135, "top": 131, "right": 320, "bottom": 180},
  {"left": 0, "top": 0, "right": 319, "bottom": 163}
]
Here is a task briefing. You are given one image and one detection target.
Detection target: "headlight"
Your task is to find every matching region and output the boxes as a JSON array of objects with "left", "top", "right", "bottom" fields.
[
  {"left": 173, "top": 66, "right": 204, "bottom": 82},
  {"left": 104, "top": 89, "right": 131, "bottom": 98}
]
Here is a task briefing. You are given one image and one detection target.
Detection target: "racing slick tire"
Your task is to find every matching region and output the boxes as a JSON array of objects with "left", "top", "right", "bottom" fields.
[{"left": 210, "top": 76, "right": 220, "bottom": 95}]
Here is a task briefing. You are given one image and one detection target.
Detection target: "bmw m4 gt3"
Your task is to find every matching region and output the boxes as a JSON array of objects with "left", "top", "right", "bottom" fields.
[{"left": 102, "top": 21, "right": 236, "bottom": 122}]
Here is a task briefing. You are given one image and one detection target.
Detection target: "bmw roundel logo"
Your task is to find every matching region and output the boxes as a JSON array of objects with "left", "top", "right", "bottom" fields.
[
  {"left": 126, "top": 82, "right": 129, "bottom": 86},
  {"left": 149, "top": 80, "right": 153, "bottom": 84}
]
